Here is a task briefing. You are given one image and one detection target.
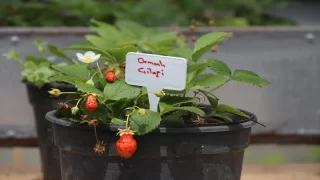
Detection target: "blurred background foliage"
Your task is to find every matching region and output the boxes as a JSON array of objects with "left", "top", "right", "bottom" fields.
[{"left": 0, "top": 0, "right": 295, "bottom": 27}]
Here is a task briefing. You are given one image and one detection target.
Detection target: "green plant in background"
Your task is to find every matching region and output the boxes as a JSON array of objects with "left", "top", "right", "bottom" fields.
[
  {"left": 0, "top": 0, "right": 117, "bottom": 26},
  {"left": 49, "top": 30, "right": 270, "bottom": 157},
  {"left": 2, "top": 20, "right": 184, "bottom": 88},
  {"left": 65, "top": 19, "right": 185, "bottom": 55},
  {"left": 0, "top": 0, "right": 294, "bottom": 27},
  {"left": 2, "top": 40, "right": 77, "bottom": 88}
]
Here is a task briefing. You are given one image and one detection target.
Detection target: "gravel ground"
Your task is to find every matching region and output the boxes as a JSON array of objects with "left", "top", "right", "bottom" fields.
[{"left": 0, "top": 164, "right": 319, "bottom": 180}]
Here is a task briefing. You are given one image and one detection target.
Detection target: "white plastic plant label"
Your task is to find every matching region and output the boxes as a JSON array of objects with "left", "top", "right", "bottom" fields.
[{"left": 125, "top": 52, "right": 187, "bottom": 112}]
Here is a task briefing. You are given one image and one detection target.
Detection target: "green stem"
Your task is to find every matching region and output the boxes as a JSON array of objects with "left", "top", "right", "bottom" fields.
[
  {"left": 17, "top": 59, "right": 25, "bottom": 67},
  {"left": 90, "top": 72, "right": 99, "bottom": 80},
  {"left": 209, "top": 79, "right": 231, "bottom": 92},
  {"left": 198, "top": 90, "right": 219, "bottom": 100},
  {"left": 125, "top": 113, "right": 130, "bottom": 129},
  {"left": 96, "top": 62, "right": 103, "bottom": 77},
  {"left": 64, "top": 99, "right": 79, "bottom": 104},
  {"left": 75, "top": 98, "right": 82, "bottom": 107},
  {"left": 134, "top": 92, "right": 149, "bottom": 105},
  {"left": 60, "top": 92, "right": 82, "bottom": 95}
]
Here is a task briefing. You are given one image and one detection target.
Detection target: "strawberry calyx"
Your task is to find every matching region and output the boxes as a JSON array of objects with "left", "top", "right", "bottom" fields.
[{"left": 117, "top": 128, "right": 134, "bottom": 137}]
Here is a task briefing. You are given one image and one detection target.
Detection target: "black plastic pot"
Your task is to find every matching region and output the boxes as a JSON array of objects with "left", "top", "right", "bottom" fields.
[
  {"left": 46, "top": 109, "right": 257, "bottom": 180},
  {"left": 25, "top": 82, "right": 76, "bottom": 180}
]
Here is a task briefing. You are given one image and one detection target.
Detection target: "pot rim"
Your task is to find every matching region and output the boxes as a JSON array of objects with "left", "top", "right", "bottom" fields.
[{"left": 45, "top": 109, "right": 257, "bottom": 133}]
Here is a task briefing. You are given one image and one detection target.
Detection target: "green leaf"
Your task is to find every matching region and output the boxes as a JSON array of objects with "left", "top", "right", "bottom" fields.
[
  {"left": 216, "top": 104, "right": 249, "bottom": 118},
  {"left": 160, "top": 96, "right": 198, "bottom": 106},
  {"left": 33, "top": 40, "right": 46, "bottom": 54},
  {"left": 187, "top": 74, "right": 227, "bottom": 89},
  {"left": 159, "top": 102, "right": 205, "bottom": 116},
  {"left": 116, "top": 20, "right": 146, "bottom": 37},
  {"left": 163, "top": 89, "right": 185, "bottom": 95},
  {"left": 205, "top": 58, "right": 231, "bottom": 76},
  {"left": 107, "top": 46, "right": 137, "bottom": 63},
  {"left": 85, "top": 35, "right": 114, "bottom": 50},
  {"left": 103, "top": 81, "right": 140, "bottom": 101},
  {"left": 47, "top": 44, "right": 77, "bottom": 64},
  {"left": 233, "top": 69, "right": 260, "bottom": 77},
  {"left": 52, "top": 64, "right": 90, "bottom": 79},
  {"left": 214, "top": 113, "right": 232, "bottom": 122},
  {"left": 75, "top": 82, "right": 104, "bottom": 96},
  {"left": 150, "top": 32, "right": 178, "bottom": 46},
  {"left": 199, "top": 91, "right": 218, "bottom": 109},
  {"left": 111, "top": 118, "right": 126, "bottom": 126},
  {"left": 231, "top": 69, "right": 270, "bottom": 87},
  {"left": 187, "top": 63, "right": 207, "bottom": 74},
  {"left": 91, "top": 24, "right": 122, "bottom": 42},
  {"left": 111, "top": 98, "right": 134, "bottom": 118},
  {"left": 129, "top": 109, "right": 161, "bottom": 135},
  {"left": 165, "top": 47, "right": 193, "bottom": 61},
  {"left": 49, "top": 75, "right": 86, "bottom": 84},
  {"left": 187, "top": 63, "right": 208, "bottom": 82},
  {"left": 154, "top": 46, "right": 176, "bottom": 54},
  {"left": 161, "top": 110, "right": 186, "bottom": 125},
  {"left": 3, "top": 48, "right": 20, "bottom": 61},
  {"left": 192, "top": 32, "right": 228, "bottom": 62},
  {"left": 25, "top": 56, "right": 47, "bottom": 65}
]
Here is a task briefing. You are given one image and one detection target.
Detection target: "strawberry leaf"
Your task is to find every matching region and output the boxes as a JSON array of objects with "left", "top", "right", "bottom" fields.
[
  {"left": 129, "top": 109, "right": 161, "bottom": 135},
  {"left": 205, "top": 58, "right": 231, "bottom": 76},
  {"left": 192, "top": 32, "right": 228, "bottom": 62},
  {"left": 75, "top": 82, "right": 104, "bottom": 96},
  {"left": 103, "top": 81, "right": 140, "bottom": 101},
  {"left": 231, "top": 69, "right": 270, "bottom": 87},
  {"left": 216, "top": 104, "right": 249, "bottom": 118}
]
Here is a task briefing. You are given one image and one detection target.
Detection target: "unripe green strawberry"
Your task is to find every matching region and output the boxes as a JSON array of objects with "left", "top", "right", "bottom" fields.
[
  {"left": 85, "top": 94, "right": 98, "bottom": 111},
  {"left": 105, "top": 71, "right": 116, "bottom": 82},
  {"left": 116, "top": 129, "right": 137, "bottom": 158}
]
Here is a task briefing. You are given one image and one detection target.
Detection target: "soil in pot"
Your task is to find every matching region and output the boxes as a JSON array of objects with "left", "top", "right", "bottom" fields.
[{"left": 46, "top": 109, "right": 257, "bottom": 180}]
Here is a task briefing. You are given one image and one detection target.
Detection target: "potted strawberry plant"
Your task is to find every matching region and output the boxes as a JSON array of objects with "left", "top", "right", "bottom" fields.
[
  {"left": 45, "top": 31, "right": 269, "bottom": 180},
  {"left": 3, "top": 20, "right": 185, "bottom": 180}
]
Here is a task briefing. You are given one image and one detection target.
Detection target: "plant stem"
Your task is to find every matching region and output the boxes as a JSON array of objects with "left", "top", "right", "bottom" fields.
[
  {"left": 125, "top": 114, "right": 130, "bottom": 129},
  {"left": 61, "top": 92, "right": 82, "bottom": 95},
  {"left": 134, "top": 92, "right": 149, "bottom": 105},
  {"left": 17, "top": 59, "right": 25, "bottom": 67},
  {"left": 64, "top": 99, "right": 79, "bottom": 104},
  {"left": 75, "top": 98, "right": 82, "bottom": 107},
  {"left": 209, "top": 79, "right": 231, "bottom": 92},
  {"left": 96, "top": 62, "right": 103, "bottom": 77},
  {"left": 93, "top": 125, "right": 99, "bottom": 143}
]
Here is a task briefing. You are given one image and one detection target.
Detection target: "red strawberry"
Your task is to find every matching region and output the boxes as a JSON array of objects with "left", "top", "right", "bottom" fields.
[
  {"left": 116, "top": 129, "right": 137, "bottom": 158},
  {"left": 105, "top": 71, "right": 116, "bottom": 82},
  {"left": 85, "top": 94, "right": 98, "bottom": 111}
]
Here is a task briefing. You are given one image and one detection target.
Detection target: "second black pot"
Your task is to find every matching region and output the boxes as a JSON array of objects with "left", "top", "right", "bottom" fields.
[
  {"left": 25, "top": 82, "right": 76, "bottom": 180},
  {"left": 46, "top": 109, "right": 257, "bottom": 180}
]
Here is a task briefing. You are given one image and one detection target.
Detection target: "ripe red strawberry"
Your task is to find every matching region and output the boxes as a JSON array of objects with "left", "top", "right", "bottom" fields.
[
  {"left": 116, "top": 129, "right": 137, "bottom": 158},
  {"left": 85, "top": 94, "right": 98, "bottom": 111},
  {"left": 105, "top": 71, "right": 116, "bottom": 82}
]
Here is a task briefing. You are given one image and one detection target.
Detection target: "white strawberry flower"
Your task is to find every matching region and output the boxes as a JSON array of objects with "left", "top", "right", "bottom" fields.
[{"left": 76, "top": 51, "right": 101, "bottom": 63}]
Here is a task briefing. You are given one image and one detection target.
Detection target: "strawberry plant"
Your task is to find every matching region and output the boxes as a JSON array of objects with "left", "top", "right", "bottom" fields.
[
  {"left": 3, "top": 40, "right": 79, "bottom": 88},
  {"left": 2, "top": 20, "right": 183, "bottom": 88},
  {"left": 49, "top": 31, "right": 270, "bottom": 158}
]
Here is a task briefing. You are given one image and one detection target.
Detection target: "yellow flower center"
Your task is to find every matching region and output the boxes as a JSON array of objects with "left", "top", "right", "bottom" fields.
[{"left": 84, "top": 56, "right": 93, "bottom": 63}]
